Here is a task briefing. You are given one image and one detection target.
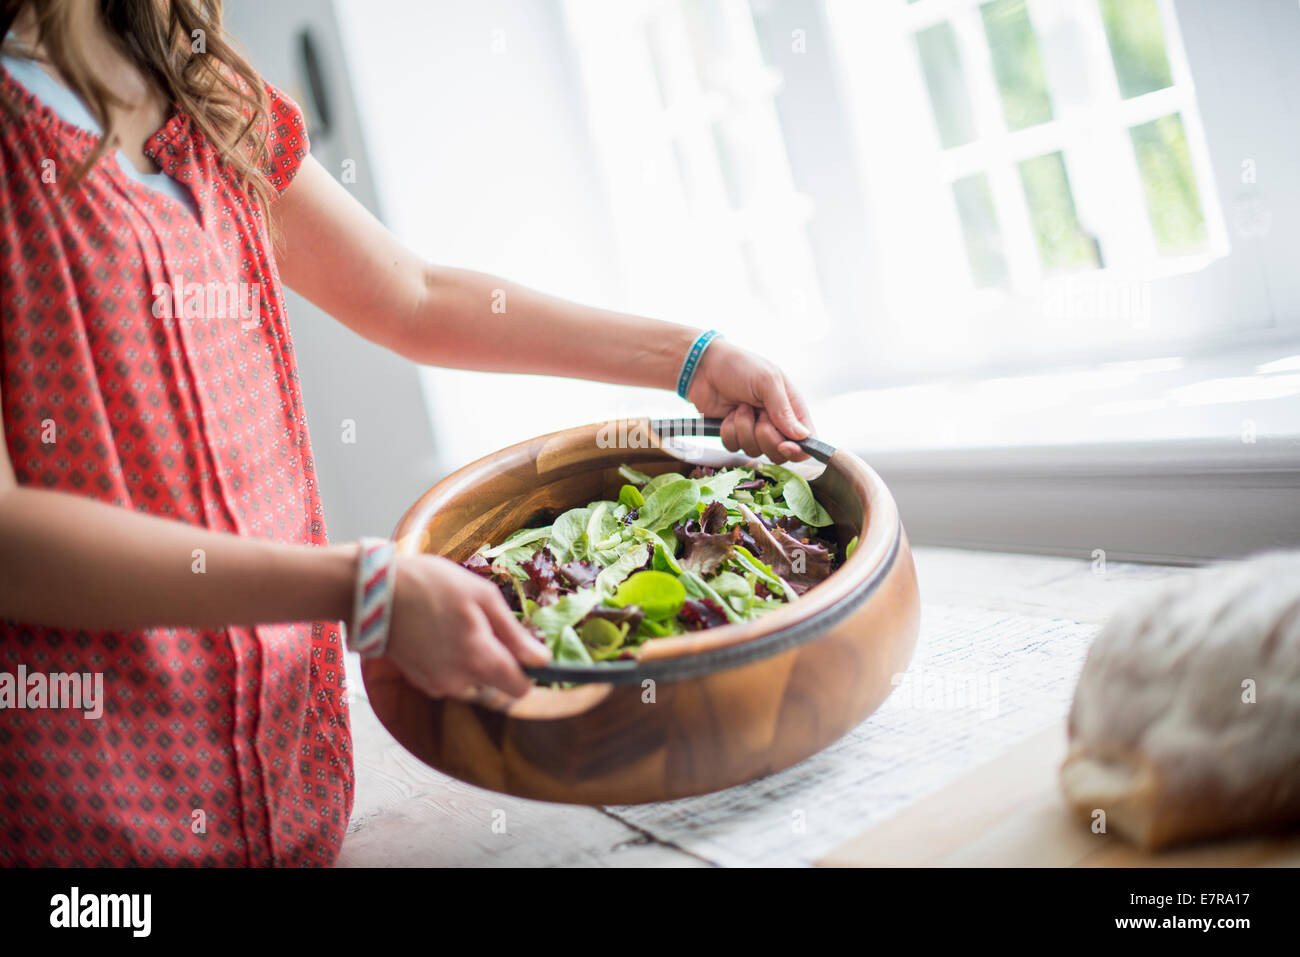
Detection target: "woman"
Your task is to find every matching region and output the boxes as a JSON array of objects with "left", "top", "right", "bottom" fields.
[{"left": 0, "top": 0, "right": 815, "bottom": 866}]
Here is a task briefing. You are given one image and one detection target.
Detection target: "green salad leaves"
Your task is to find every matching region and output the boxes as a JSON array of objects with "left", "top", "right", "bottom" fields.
[{"left": 461, "top": 463, "right": 841, "bottom": 666}]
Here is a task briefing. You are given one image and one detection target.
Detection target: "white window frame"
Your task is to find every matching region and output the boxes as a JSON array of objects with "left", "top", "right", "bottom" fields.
[
  {"left": 560, "top": 0, "right": 834, "bottom": 382},
  {"left": 906, "top": 0, "right": 1226, "bottom": 282},
  {"left": 823, "top": 0, "right": 1300, "bottom": 380},
  {"left": 561, "top": 0, "right": 1300, "bottom": 388}
]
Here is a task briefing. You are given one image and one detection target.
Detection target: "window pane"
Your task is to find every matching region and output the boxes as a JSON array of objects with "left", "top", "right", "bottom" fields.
[
  {"left": 672, "top": 141, "right": 695, "bottom": 208},
  {"left": 645, "top": 18, "right": 674, "bottom": 108},
  {"left": 711, "top": 118, "right": 751, "bottom": 209},
  {"left": 1099, "top": 0, "right": 1173, "bottom": 99},
  {"left": 739, "top": 239, "right": 766, "bottom": 300},
  {"left": 1018, "top": 152, "right": 1100, "bottom": 272},
  {"left": 952, "top": 174, "right": 1009, "bottom": 288},
  {"left": 749, "top": 0, "right": 778, "bottom": 65},
  {"left": 980, "top": 0, "right": 1053, "bottom": 131},
  {"left": 1130, "top": 113, "right": 1207, "bottom": 253},
  {"left": 683, "top": 0, "right": 730, "bottom": 93},
  {"left": 915, "top": 22, "right": 977, "bottom": 148}
]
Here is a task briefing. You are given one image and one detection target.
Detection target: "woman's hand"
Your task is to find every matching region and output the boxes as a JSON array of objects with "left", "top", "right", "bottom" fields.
[
  {"left": 686, "top": 338, "right": 817, "bottom": 464},
  {"left": 384, "top": 553, "right": 550, "bottom": 699}
]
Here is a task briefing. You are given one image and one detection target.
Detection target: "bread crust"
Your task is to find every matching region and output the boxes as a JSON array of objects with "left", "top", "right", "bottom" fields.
[{"left": 1061, "top": 553, "right": 1300, "bottom": 850}]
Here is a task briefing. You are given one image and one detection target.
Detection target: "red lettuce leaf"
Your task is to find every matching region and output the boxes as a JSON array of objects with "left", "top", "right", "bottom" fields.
[
  {"left": 461, "top": 553, "right": 523, "bottom": 611},
  {"left": 676, "top": 500, "right": 739, "bottom": 576},
  {"left": 558, "top": 560, "right": 600, "bottom": 589},
  {"left": 679, "top": 597, "right": 730, "bottom": 630},
  {"left": 699, "top": 499, "right": 728, "bottom": 533},
  {"left": 520, "top": 548, "right": 562, "bottom": 606},
  {"left": 738, "top": 504, "right": 832, "bottom": 595}
]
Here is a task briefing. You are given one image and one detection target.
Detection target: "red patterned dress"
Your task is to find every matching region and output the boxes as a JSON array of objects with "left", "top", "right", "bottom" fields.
[{"left": 0, "top": 67, "right": 353, "bottom": 865}]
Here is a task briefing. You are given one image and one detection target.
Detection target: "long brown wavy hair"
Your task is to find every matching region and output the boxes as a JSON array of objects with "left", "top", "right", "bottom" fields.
[{"left": 0, "top": 0, "right": 275, "bottom": 212}]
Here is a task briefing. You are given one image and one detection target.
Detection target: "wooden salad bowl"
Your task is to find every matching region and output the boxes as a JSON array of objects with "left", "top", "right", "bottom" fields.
[{"left": 361, "top": 418, "right": 920, "bottom": 805}]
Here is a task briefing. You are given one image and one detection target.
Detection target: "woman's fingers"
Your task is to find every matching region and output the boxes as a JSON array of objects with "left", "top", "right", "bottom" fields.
[
  {"left": 719, "top": 409, "right": 740, "bottom": 453},
  {"left": 466, "top": 610, "right": 533, "bottom": 698},
  {"left": 755, "top": 413, "right": 798, "bottom": 464},
  {"left": 751, "top": 369, "right": 810, "bottom": 441},
  {"left": 386, "top": 556, "right": 539, "bottom": 701},
  {"left": 778, "top": 441, "right": 808, "bottom": 462},
  {"left": 732, "top": 403, "right": 762, "bottom": 458},
  {"left": 478, "top": 586, "right": 550, "bottom": 666},
  {"left": 784, "top": 373, "right": 817, "bottom": 437},
  {"left": 781, "top": 376, "right": 815, "bottom": 461},
  {"left": 722, "top": 406, "right": 809, "bottom": 462}
]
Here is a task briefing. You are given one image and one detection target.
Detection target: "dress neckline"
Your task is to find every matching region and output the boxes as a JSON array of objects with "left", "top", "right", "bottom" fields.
[{"left": 0, "top": 54, "right": 201, "bottom": 224}]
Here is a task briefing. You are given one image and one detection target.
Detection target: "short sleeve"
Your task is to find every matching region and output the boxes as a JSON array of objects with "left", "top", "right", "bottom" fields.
[{"left": 262, "top": 83, "right": 310, "bottom": 195}]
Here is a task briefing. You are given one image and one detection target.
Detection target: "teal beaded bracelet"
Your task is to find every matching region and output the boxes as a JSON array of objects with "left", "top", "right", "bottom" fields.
[{"left": 676, "top": 329, "right": 721, "bottom": 400}]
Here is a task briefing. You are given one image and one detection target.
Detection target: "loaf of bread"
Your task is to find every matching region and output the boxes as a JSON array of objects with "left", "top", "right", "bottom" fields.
[{"left": 1061, "top": 552, "right": 1300, "bottom": 850}]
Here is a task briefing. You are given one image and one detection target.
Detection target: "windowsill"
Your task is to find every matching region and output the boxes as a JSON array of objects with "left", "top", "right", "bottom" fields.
[
  {"left": 819, "top": 341, "right": 1300, "bottom": 454},
  {"left": 817, "top": 341, "right": 1300, "bottom": 563}
]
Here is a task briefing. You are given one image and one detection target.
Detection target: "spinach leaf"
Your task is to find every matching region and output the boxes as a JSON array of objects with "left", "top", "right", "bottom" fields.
[
  {"left": 595, "top": 543, "right": 650, "bottom": 597},
  {"left": 641, "top": 471, "right": 680, "bottom": 496},
  {"left": 697, "top": 468, "right": 748, "bottom": 501},
  {"left": 554, "top": 625, "right": 594, "bottom": 664},
  {"left": 613, "top": 570, "right": 686, "bottom": 620},
  {"left": 580, "top": 618, "right": 627, "bottom": 661},
  {"left": 845, "top": 534, "right": 859, "bottom": 560},
  {"left": 710, "top": 570, "right": 751, "bottom": 600},
  {"left": 618, "top": 484, "right": 645, "bottom": 508},
  {"left": 731, "top": 544, "right": 793, "bottom": 599},
  {"left": 651, "top": 542, "right": 683, "bottom": 575},
  {"left": 493, "top": 545, "right": 537, "bottom": 580},
  {"left": 480, "top": 525, "right": 551, "bottom": 558},
  {"left": 531, "top": 589, "right": 602, "bottom": 648},
  {"left": 548, "top": 506, "right": 592, "bottom": 563},
  {"left": 634, "top": 478, "right": 699, "bottom": 532},
  {"left": 619, "top": 465, "right": 652, "bottom": 486},
  {"left": 757, "top": 464, "right": 832, "bottom": 527},
  {"left": 710, "top": 570, "right": 754, "bottom": 617},
  {"left": 638, "top": 617, "right": 680, "bottom": 639},
  {"left": 586, "top": 502, "right": 623, "bottom": 562}
]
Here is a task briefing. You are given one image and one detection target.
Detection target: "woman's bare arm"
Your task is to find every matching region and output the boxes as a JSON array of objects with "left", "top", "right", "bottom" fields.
[
  {"left": 272, "top": 157, "right": 697, "bottom": 387},
  {"left": 0, "top": 391, "right": 542, "bottom": 696},
  {"left": 272, "top": 157, "right": 816, "bottom": 462},
  {"left": 0, "top": 397, "right": 355, "bottom": 631}
]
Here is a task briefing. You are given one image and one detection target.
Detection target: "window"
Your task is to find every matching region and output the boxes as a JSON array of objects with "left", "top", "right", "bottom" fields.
[
  {"left": 339, "top": 0, "right": 1300, "bottom": 473},
  {"left": 561, "top": 0, "right": 830, "bottom": 384},
  {"left": 904, "top": 0, "right": 1217, "bottom": 287},
  {"left": 560, "top": 0, "right": 1300, "bottom": 386},
  {"left": 824, "top": 0, "right": 1300, "bottom": 379},
  {"left": 562, "top": 0, "right": 1300, "bottom": 387}
]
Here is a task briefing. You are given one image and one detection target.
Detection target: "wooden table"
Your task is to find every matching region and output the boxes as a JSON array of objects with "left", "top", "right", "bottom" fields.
[
  {"left": 823, "top": 721, "right": 1300, "bottom": 866},
  {"left": 337, "top": 546, "right": 1191, "bottom": 867}
]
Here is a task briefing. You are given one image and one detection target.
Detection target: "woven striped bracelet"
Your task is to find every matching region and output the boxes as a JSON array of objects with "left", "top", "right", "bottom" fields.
[
  {"left": 348, "top": 537, "right": 398, "bottom": 658},
  {"left": 676, "top": 329, "right": 722, "bottom": 400}
]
